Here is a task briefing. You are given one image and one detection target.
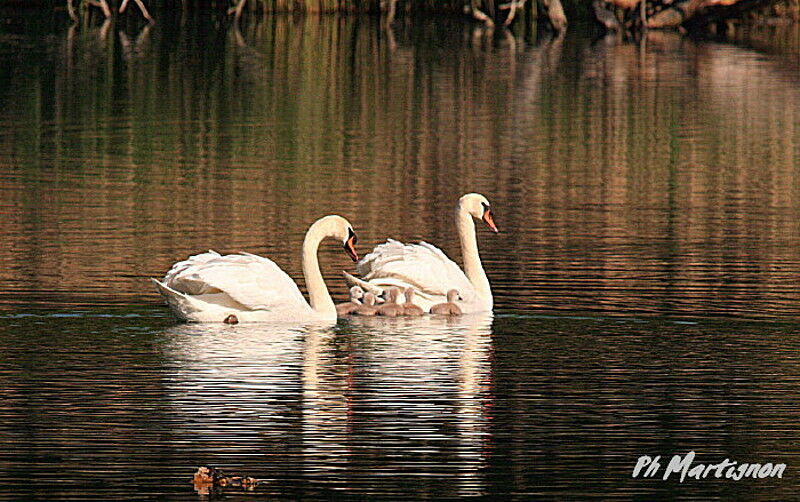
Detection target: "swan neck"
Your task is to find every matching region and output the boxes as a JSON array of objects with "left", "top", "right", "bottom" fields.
[
  {"left": 457, "top": 208, "right": 491, "bottom": 297},
  {"left": 302, "top": 223, "right": 336, "bottom": 317}
]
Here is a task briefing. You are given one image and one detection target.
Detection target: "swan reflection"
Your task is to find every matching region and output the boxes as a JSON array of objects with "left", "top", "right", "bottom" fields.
[
  {"left": 162, "top": 314, "right": 494, "bottom": 497},
  {"left": 161, "top": 321, "right": 324, "bottom": 454},
  {"left": 304, "top": 314, "right": 494, "bottom": 497}
]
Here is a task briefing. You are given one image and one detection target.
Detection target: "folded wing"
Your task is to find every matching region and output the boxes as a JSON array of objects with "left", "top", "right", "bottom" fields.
[
  {"left": 163, "top": 251, "right": 309, "bottom": 312},
  {"left": 356, "top": 239, "right": 474, "bottom": 299}
]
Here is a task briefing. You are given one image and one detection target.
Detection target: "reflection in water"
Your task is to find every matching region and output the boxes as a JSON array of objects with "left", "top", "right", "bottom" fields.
[
  {"left": 0, "top": 15, "right": 798, "bottom": 320},
  {"left": 306, "top": 315, "right": 493, "bottom": 497},
  {"left": 161, "top": 322, "right": 310, "bottom": 455},
  {"left": 161, "top": 315, "right": 493, "bottom": 497},
  {"left": 3, "top": 311, "right": 800, "bottom": 499},
  {"left": 1, "top": 10, "right": 800, "bottom": 501}
]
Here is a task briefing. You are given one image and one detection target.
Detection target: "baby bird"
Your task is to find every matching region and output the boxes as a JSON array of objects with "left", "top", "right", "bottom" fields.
[
  {"left": 336, "top": 286, "right": 364, "bottom": 317},
  {"left": 430, "top": 289, "right": 463, "bottom": 316},
  {"left": 353, "top": 293, "right": 379, "bottom": 316},
  {"left": 402, "top": 287, "right": 425, "bottom": 316},
  {"left": 377, "top": 287, "right": 404, "bottom": 317}
]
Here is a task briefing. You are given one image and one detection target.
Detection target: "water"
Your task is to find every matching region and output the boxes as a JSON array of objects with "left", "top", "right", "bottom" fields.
[{"left": 1, "top": 10, "right": 800, "bottom": 499}]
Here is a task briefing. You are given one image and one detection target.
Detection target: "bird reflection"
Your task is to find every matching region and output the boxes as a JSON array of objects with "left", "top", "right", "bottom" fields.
[
  {"left": 161, "top": 315, "right": 494, "bottom": 498},
  {"left": 303, "top": 314, "right": 494, "bottom": 497},
  {"left": 160, "top": 321, "right": 328, "bottom": 446}
]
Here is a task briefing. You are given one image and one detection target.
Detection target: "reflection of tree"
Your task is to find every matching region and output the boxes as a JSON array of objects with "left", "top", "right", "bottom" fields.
[{"left": 1, "top": 16, "right": 799, "bottom": 318}]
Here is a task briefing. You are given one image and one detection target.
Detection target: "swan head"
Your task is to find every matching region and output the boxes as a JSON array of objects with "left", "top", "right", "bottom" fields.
[
  {"left": 459, "top": 193, "right": 499, "bottom": 233},
  {"left": 311, "top": 215, "right": 359, "bottom": 262}
]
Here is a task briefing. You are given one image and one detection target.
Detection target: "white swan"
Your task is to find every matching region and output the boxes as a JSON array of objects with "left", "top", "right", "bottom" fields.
[
  {"left": 152, "top": 215, "right": 358, "bottom": 323},
  {"left": 345, "top": 193, "right": 498, "bottom": 313}
]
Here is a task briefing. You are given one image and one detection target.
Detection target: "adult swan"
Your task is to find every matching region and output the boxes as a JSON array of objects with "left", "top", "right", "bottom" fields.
[
  {"left": 152, "top": 215, "right": 358, "bottom": 323},
  {"left": 345, "top": 193, "right": 498, "bottom": 313}
]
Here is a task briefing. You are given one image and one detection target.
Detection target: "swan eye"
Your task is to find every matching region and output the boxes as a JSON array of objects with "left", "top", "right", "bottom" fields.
[
  {"left": 348, "top": 228, "right": 358, "bottom": 245},
  {"left": 481, "top": 202, "right": 490, "bottom": 214}
]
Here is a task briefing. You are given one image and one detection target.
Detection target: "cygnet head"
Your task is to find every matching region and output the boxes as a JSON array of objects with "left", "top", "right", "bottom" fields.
[
  {"left": 446, "top": 289, "right": 461, "bottom": 303},
  {"left": 385, "top": 287, "right": 401, "bottom": 303},
  {"left": 350, "top": 286, "right": 364, "bottom": 302},
  {"left": 404, "top": 287, "right": 416, "bottom": 302}
]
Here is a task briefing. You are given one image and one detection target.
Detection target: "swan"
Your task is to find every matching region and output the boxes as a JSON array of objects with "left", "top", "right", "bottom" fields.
[
  {"left": 430, "top": 289, "right": 463, "bottom": 316},
  {"left": 335, "top": 286, "right": 364, "bottom": 317},
  {"left": 376, "top": 287, "right": 404, "bottom": 317},
  {"left": 401, "top": 288, "right": 425, "bottom": 316},
  {"left": 353, "top": 293, "right": 379, "bottom": 316},
  {"left": 152, "top": 215, "right": 359, "bottom": 323},
  {"left": 345, "top": 193, "right": 498, "bottom": 313}
]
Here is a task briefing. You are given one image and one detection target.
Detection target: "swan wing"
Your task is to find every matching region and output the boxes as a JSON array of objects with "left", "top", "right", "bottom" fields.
[
  {"left": 356, "top": 239, "right": 474, "bottom": 298},
  {"left": 163, "top": 251, "right": 308, "bottom": 312}
]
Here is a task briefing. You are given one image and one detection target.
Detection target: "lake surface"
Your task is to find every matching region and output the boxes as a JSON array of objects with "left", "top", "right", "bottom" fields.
[{"left": 1, "top": 10, "right": 800, "bottom": 499}]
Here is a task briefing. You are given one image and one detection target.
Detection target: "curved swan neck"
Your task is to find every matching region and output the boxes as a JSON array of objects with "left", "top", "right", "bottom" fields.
[
  {"left": 456, "top": 205, "right": 491, "bottom": 298},
  {"left": 302, "top": 220, "right": 337, "bottom": 317}
]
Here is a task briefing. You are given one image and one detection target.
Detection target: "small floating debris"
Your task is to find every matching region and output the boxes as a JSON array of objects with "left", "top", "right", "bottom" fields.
[{"left": 192, "top": 466, "right": 265, "bottom": 494}]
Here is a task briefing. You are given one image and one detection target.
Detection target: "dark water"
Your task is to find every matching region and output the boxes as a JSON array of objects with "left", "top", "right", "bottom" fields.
[{"left": 1, "top": 10, "right": 800, "bottom": 500}]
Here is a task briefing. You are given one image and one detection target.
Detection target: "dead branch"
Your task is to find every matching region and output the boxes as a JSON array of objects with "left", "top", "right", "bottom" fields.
[
  {"left": 121, "top": 0, "right": 154, "bottom": 22},
  {"left": 67, "top": 0, "right": 79, "bottom": 22},
  {"left": 541, "top": 0, "right": 568, "bottom": 31},
  {"left": 228, "top": 0, "right": 248, "bottom": 22},
  {"left": 465, "top": 0, "right": 496, "bottom": 26},
  {"left": 501, "top": 0, "right": 526, "bottom": 26},
  {"left": 87, "top": 0, "right": 112, "bottom": 18}
]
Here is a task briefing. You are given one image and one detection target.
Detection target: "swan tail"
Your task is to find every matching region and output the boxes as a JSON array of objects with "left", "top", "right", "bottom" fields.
[{"left": 151, "top": 278, "right": 200, "bottom": 320}]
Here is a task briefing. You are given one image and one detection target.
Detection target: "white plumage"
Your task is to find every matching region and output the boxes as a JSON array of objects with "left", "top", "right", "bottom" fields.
[
  {"left": 344, "top": 193, "right": 498, "bottom": 314},
  {"left": 353, "top": 240, "right": 476, "bottom": 309},
  {"left": 153, "top": 251, "right": 312, "bottom": 322},
  {"left": 153, "top": 215, "right": 358, "bottom": 323}
]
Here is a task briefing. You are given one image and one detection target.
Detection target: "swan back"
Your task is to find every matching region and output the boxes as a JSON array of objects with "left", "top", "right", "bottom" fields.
[
  {"left": 162, "top": 251, "right": 309, "bottom": 313},
  {"left": 357, "top": 239, "right": 474, "bottom": 300}
]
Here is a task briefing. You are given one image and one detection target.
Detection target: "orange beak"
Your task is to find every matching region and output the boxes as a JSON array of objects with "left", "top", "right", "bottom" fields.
[
  {"left": 343, "top": 230, "right": 359, "bottom": 262},
  {"left": 482, "top": 208, "right": 499, "bottom": 233}
]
